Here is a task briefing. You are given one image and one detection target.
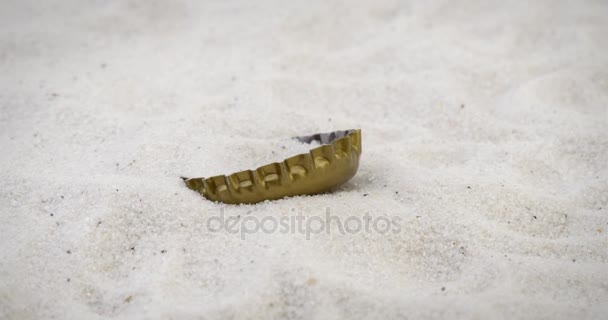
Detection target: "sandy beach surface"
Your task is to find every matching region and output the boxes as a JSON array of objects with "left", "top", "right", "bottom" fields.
[{"left": 1, "top": 0, "right": 607, "bottom": 319}]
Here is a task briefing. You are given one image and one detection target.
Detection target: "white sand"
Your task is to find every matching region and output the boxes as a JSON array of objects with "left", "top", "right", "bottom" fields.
[{"left": 1, "top": 0, "right": 607, "bottom": 319}]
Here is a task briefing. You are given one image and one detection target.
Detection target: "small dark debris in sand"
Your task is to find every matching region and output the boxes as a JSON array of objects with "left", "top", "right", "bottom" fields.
[
  {"left": 116, "top": 189, "right": 119, "bottom": 192},
  {"left": 460, "top": 104, "right": 465, "bottom": 109},
  {"left": 130, "top": 247, "right": 135, "bottom": 251},
  {"left": 97, "top": 221, "right": 102, "bottom": 227},
  {"left": 161, "top": 250, "right": 167, "bottom": 254},
  {"left": 467, "top": 186, "right": 471, "bottom": 189},
  {"left": 441, "top": 287, "right": 446, "bottom": 291},
  {"left": 533, "top": 216, "right": 537, "bottom": 219},
  {"left": 60, "top": 195, "right": 64, "bottom": 199},
  {"left": 50, "top": 213, "right": 54, "bottom": 217},
  {"left": 124, "top": 296, "right": 132, "bottom": 303},
  {"left": 395, "top": 191, "right": 399, "bottom": 194},
  {"left": 66, "top": 250, "right": 72, "bottom": 254},
  {"left": 572, "top": 259, "right": 576, "bottom": 262},
  {"left": 363, "top": 193, "right": 368, "bottom": 197},
  {"left": 67, "top": 278, "right": 70, "bottom": 282}
]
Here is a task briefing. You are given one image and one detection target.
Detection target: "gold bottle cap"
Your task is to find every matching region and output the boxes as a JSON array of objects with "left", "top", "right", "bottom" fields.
[{"left": 183, "top": 129, "right": 362, "bottom": 204}]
